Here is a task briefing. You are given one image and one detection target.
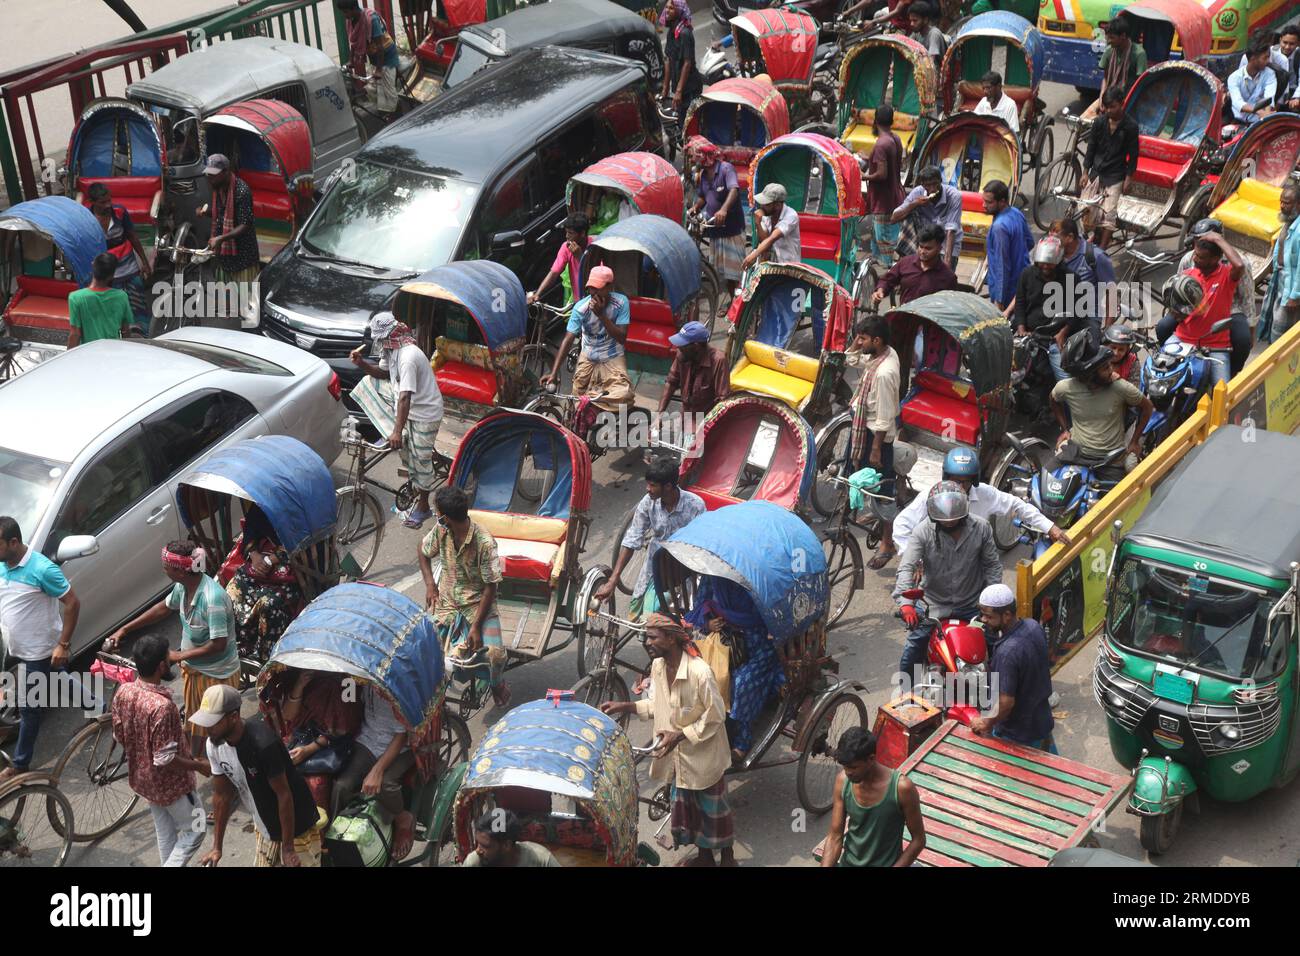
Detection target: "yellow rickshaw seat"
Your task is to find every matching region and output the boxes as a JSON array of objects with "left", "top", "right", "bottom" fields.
[
  {"left": 468, "top": 510, "right": 567, "bottom": 543},
  {"left": 467, "top": 510, "right": 567, "bottom": 586},
  {"left": 1214, "top": 178, "right": 1284, "bottom": 243},
  {"left": 961, "top": 210, "right": 994, "bottom": 238},
  {"left": 842, "top": 120, "right": 917, "bottom": 156},
  {"left": 730, "top": 340, "right": 818, "bottom": 407}
]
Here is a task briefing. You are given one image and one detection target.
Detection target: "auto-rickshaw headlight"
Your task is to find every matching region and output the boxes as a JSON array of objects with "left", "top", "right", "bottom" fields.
[{"left": 1216, "top": 723, "right": 1242, "bottom": 742}]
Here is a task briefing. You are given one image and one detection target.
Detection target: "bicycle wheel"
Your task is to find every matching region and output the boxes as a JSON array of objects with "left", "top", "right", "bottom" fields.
[
  {"left": 574, "top": 572, "right": 616, "bottom": 679},
  {"left": 796, "top": 691, "right": 868, "bottom": 815},
  {"left": 609, "top": 510, "right": 643, "bottom": 597},
  {"left": 0, "top": 783, "right": 73, "bottom": 867},
  {"left": 695, "top": 261, "right": 722, "bottom": 336},
  {"left": 335, "top": 486, "right": 384, "bottom": 579},
  {"left": 571, "top": 670, "right": 630, "bottom": 727},
  {"left": 49, "top": 718, "right": 140, "bottom": 842},
  {"left": 811, "top": 418, "right": 851, "bottom": 518},
  {"left": 1030, "top": 123, "right": 1055, "bottom": 197},
  {"left": 1033, "top": 154, "right": 1081, "bottom": 232},
  {"left": 821, "top": 530, "right": 863, "bottom": 630}
]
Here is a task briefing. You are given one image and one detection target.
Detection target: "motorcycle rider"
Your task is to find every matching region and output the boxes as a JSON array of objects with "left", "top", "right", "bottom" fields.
[
  {"left": 1008, "top": 235, "right": 1071, "bottom": 381},
  {"left": 1050, "top": 330, "right": 1153, "bottom": 480},
  {"left": 1103, "top": 322, "right": 1142, "bottom": 387},
  {"left": 892, "top": 481, "right": 1002, "bottom": 686},
  {"left": 1169, "top": 219, "right": 1253, "bottom": 377},
  {"left": 891, "top": 447, "right": 1070, "bottom": 558},
  {"left": 1160, "top": 230, "right": 1246, "bottom": 389}
]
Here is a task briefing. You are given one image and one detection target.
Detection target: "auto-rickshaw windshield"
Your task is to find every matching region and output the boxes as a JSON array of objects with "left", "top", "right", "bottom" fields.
[
  {"left": 0, "top": 447, "right": 68, "bottom": 546},
  {"left": 1107, "top": 558, "right": 1289, "bottom": 681},
  {"left": 137, "top": 101, "right": 201, "bottom": 167},
  {"left": 300, "top": 161, "right": 477, "bottom": 273}
]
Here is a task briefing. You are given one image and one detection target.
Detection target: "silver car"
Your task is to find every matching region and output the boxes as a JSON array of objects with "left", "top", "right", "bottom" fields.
[{"left": 0, "top": 327, "right": 344, "bottom": 657}]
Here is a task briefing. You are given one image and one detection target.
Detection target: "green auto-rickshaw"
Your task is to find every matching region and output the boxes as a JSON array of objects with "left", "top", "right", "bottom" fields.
[{"left": 1095, "top": 424, "right": 1300, "bottom": 855}]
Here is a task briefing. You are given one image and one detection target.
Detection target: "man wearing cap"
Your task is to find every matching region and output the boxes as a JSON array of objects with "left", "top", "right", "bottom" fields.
[
  {"left": 601, "top": 613, "right": 736, "bottom": 866},
  {"left": 350, "top": 312, "right": 444, "bottom": 529},
  {"left": 541, "top": 264, "right": 634, "bottom": 413},
  {"left": 193, "top": 684, "right": 325, "bottom": 867},
  {"left": 688, "top": 138, "right": 745, "bottom": 298},
  {"left": 970, "top": 584, "right": 1056, "bottom": 752},
  {"left": 658, "top": 320, "right": 729, "bottom": 425},
  {"left": 890, "top": 165, "right": 962, "bottom": 268},
  {"left": 201, "top": 154, "right": 260, "bottom": 293},
  {"left": 107, "top": 541, "right": 241, "bottom": 757},
  {"left": 528, "top": 214, "right": 590, "bottom": 308},
  {"left": 744, "top": 183, "right": 801, "bottom": 270}
]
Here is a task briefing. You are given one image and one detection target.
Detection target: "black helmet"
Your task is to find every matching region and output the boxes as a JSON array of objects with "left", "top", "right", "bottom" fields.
[
  {"left": 1102, "top": 322, "right": 1136, "bottom": 347},
  {"left": 1061, "top": 328, "right": 1111, "bottom": 377},
  {"left": 1162, "top": 273, "right": 1204, "bottom": 316}
]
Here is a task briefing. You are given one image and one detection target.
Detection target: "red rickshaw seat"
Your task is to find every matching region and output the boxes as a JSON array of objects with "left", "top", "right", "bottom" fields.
[
  {"left": 956, "top": 81, "right": 1035, "bottom": 115},
  {"left": 496, "top": 538, "right": 561, "bottom": 582},
  {"left": 1133, "top": 136, "right": 1197, "bottom": 189},
  {"left": 4, "top": 276, "right": 77, "bottom": 331},
  {"left": 625, "top": 296, "right": 676, "bottom": 358},
  {"left": 239, "top": 169, "right": 292, "bottom": 220},
  {"left": 78, "top": 176, "right": 161, "bottom": 223},
  {"left": 799, "top": 213, "right": 840, "bottom": 260},
  {"left": 435, "top": 361, "right": 497, "bottom": 405},
  {"left": 902, "top": 370, "right": 980, "bottom": 445},
  {"left": 960, "top": 192, "right": 985, "bottom": 213}
]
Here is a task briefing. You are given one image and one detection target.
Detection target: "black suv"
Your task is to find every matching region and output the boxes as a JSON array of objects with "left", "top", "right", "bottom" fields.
[{"left": 257, "top": 45, "right": 664, "bottom": 390}]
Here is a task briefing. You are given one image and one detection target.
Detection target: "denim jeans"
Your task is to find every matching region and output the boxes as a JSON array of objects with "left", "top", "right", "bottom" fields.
[
  {"left": 1203, "top": 350, "right": 1231, "bottom": 388},
  {"left": 900, "top": 605, "right": 980, "bottom": 686},
  {"left": 13, "top": 657, "right": 53, "bottom": 770},
  {"left": 1046, "top": 342, "right": 1068, "bottom": 382},
  {"left": 150, "top": 791, "right": 206, "bottom": 866}
]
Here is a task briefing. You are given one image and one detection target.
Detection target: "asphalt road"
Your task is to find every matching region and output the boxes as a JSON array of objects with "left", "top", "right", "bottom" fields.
[{"left": 7, "top": 5, "right": 1298, "bottom": 868}]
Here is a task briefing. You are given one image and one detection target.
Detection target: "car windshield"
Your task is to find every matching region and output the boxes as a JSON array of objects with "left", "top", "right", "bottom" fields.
[
  {"left": 300, "top": 162, "right": 476, "bottom": 273},
  {"left": 1107, "top": 557, "right": 1286, "bottom": 681},
  {"left": 444, "top": 40, "right": 498, "bottom": 89},
  {"left": 145, "top": 339, "right": 291, "bottom": 375},
  {"left": 0, "top": 447, "right": 68, "bottom": 542}
]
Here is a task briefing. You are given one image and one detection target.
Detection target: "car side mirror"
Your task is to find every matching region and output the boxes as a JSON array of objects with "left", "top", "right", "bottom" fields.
[
  {"left": 492, "top": 230, "right": 525, "bottom": 251},
  {"left": 55, "top": 534, "right": 99, "bottom": 563}
]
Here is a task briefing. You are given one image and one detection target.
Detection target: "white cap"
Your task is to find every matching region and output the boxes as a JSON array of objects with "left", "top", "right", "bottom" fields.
[{"left": 979, "top": 583, "right": 1016, "bottom": 610}]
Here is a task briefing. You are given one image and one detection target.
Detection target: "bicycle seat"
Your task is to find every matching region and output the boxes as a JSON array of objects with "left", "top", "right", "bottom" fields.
[{"left": 0, "top": 337, "right": 21, "bottom": 355}]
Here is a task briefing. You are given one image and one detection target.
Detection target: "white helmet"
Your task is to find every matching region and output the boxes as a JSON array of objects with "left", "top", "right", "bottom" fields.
[{"left": 892, "top": 441, "right": 917, "bottom": 477}]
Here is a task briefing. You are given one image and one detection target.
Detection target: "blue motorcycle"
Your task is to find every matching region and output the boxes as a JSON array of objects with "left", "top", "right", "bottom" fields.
[{"left": 1139, "top": 318, "right": 1232, "bottom": 454}]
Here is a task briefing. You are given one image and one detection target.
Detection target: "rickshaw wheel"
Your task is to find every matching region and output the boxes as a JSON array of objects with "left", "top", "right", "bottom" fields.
[
  {"left": 1139, "top": 803, "right": 1182, "bottom": 856},
  {"left": 574, "top": 567, "right": 616, "bottom": 678},
  {"left": 571, "top": 669, "right": 630, "bottom": 727},
  {"left": 695, "top": 263, "right": 721, "bottom": 336},
  {"left": 0, "top": 783, "right": 73, "bottom": 868},
  {"left": 439, "top": 713, "right": 472, "bottom": 770},
  {"left": 811, "top": 418, "right": 851, "bottom": 519},
  {"left": 1033, "top": 155, "right": 1081, "bottom": 233},
  {"left": 796, "top": 692, "right": 868, "bottom": 815},
  {"left": 1030, "top": 124, "right": 1055, "bottom": 190},
  {"left": 49, "top": 719, "right": 140, "bottom": 842},
  {"left": 521, "top": 343, "right": 553, "bottom": 386},
  {"left": 334, "top": 485, "right": 384, "bottom": 579},
  {"left": 610, "top": 511, "right": 644, "bottom": 596},
  {"left": 821, "top": 531, "right": 863, "bottom": 630}
]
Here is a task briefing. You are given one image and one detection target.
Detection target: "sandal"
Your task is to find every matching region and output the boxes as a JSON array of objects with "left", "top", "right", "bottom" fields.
[
  {"left": 867, "top": 549, "right": 897, "bottom": 571},
  {"left": 402, "top": 508, "right": 432, "bottom": 529}
]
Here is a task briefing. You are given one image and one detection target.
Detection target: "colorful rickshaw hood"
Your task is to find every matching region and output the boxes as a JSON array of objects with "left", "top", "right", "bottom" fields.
[
  {"left": 654, "top": 499, "right": 828, "bottom": 641},
  {"left": 1124, "top": 60, "right": 1224, "bottom": 145},
  {"left": 940, "top": 11, "right": 1044, "bottom": 112},
  {"left": 580, "top": 213, "right": 701, "bottom": 315},
  {"left": 449, "top": 410, "right": 592, "bottom": 518},
  {"left": 749, "top": 132, "right": 864, "bottom": 216},
  {"left": 838, "top": 33, "right": 937, "bottom": 115},
  {"left": 395, "top": 259, "right": 527, "bottom": 351},
  {"left": 566, "top": 152, "right": 684, "bottom": 223},
  {"left": 1123, "top": 0, "right": 1213, "bottom": 65},
  {"left": 203, "top": 98, "right": 313, "bottom": 183},
  {"left": 685, "top": 76, "right": 791, "bottom": 144},
  {"left": 729, "top": 8, "right": 819, "bottom": 91},
  {"left": 0, "top": 196, "right": 106, "bottom": 286},
  {"left": 66, "top": 98, "right": 163, "bottom": 181},
  {"left": 175, "top": 435, "right": 336, "bottom": 553},
  {"left": 727, "top": 259, "right": 855, "bottom": 352},
  {"left": 1208, "top": 111, "right": 1300, "bottom": 209}
]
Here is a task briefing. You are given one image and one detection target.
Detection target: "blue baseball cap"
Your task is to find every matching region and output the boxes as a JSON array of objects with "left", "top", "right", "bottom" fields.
[{"left": 669, "top": 321, "right": 711, "bottom": 347}]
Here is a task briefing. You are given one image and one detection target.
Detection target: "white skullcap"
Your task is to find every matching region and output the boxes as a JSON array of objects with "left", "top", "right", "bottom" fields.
[{"left": 979, "top": 583, "right": 1016, "bottom": 609}]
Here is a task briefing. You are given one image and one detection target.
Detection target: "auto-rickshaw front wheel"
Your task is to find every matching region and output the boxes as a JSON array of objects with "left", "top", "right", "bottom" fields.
[{"left": 1139, "top": 803, "right": 1183, "bottom": 856}]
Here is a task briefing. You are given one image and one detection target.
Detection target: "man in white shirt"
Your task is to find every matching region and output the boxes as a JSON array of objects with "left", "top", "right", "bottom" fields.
[
  {"left": 891, "top": 446, "right": 1069, "bottom": 556},
  {"left": 1228, "top": 38, "right": 1278, "bottom": 126},
  {"left": 330, "top": 683, "right": 416, "bottom": 860},
  {"left": 350, "top": 311, "right": 445, "bottom": 529},
  {"left": 974, "top": 71, "right": 1020, "bottom": 136},
  {"left": 744, "top": 183, "right": 801, "bottom": 269},
  {"left": 844, "top": 317, "right": 902, "bottom": 568}
]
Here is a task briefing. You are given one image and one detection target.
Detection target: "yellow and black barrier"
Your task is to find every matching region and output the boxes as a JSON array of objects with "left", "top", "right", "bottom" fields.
[{"left": 1018, "top": 319, "right": 1300, "bottom": 674}]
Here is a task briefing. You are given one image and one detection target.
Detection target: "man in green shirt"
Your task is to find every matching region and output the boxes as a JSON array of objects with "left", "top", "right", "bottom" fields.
[
  {"left": 1084, "top": 16, "right": 1147, "bottom": 119},
  {"left": 67, "top": 252, "right": 137, "bottom": 347},
  {"left": 461, "top": 810, "right": 560, "bottom": 867},
  {"left": 821, "top": 727, "right": 925, "bottom": 867}
]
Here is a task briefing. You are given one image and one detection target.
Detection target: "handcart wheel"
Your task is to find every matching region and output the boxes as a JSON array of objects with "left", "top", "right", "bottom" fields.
[
  {"left": 0, "top": 782, "right": 73, "bottom": 867},
  {"left": 571, "top": 669, "right": 630, "bottom": 727},
  {"left": 796, "top": 691, "right": 868, "bottom": 815},
  {"left": 821, "top": 531, "right": 863, "bottom": 630},
  {"left": 50, "top": 719, "right": 140, "bottom": 842}
]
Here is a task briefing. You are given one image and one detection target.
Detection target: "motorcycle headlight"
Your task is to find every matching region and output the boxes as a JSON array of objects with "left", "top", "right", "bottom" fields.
[{"left": 957, "top": 658, "right": 985, "bottom": 674}]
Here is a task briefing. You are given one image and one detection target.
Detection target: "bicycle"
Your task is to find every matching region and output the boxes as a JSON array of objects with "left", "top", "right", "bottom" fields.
[
  {"left": 0, "top": 333, "right": 28, "bottom": 382},
  {"left": 335, "top": 419, "right": 451, "bottom": 577},
  {"left": 1032, "top": 107, "right": 1092, "bottom": 231}
]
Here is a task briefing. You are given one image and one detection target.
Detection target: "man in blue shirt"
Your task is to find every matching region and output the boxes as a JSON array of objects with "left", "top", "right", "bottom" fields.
[
  {"left": 540, "top": 264, "right": 633, "bottom": 414},
  {"left": 970, "top": 583, "right": 1056, "bottom": 752},
  {"left": 1228, "top": 36, "right": 1278, "bottom": 126},
  {"left": 0, "top": 516, "right": 81, "bottom": 780},
  {"left": 1051, "top": 217, "right": 1118, "bottom": 339},
  {"left": 982, "top": 179, "right": 1033, "bottom": 311},
  {"left": 1261, "top": 182, "right": 1300, "bottom": 342},
  {"left": 891, "top": 164, "right": 963, "bottom": 268}
]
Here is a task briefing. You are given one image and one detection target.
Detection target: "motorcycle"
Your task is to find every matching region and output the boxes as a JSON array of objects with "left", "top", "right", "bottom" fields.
[
  {"left": 898, "top": 587, "right": 988, "bottom": 726},
  {"left": 1139, "top": 317, "right": 1232, "bottom": 454},
  {"left": 1010, "top": 318, "right": 1068, "bottom": 423}
]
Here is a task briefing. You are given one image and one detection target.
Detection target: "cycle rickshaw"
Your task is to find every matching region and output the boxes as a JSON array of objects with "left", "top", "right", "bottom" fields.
[
  {"left": 909, "top": 111, "right": 1023, "bottom": 289},
  {"left": 583, "top": 499, "right": 868, "bottom": 815},
  {"left": 63, "top": 97, "right": 164, "bottom": 250},
  {"left": 176, "top": 435, "right": 341, "bottom": 678},
  {"left": 729, "top": 8, "right": 836, "bottom": 130},
  {"left": 749, "top": 132, "right": 864, "bottom": 291},
  {"left": 836, "top": 33, "right": 938, "bottom": 167},
  {"left": 258, "top": 581, "right": 470, "bottom": 867},
  {"left": 683, "top": 76, "right": 790, "bottom": 204},
  {"left": 941, "top": 12, "right": 1049, "bottom": 181},
  {"left": 566, "top": 152, "right": 684, "bottom": 236},
  {"left": 451, "top": 697, "right": 659, "bottom": 866}
]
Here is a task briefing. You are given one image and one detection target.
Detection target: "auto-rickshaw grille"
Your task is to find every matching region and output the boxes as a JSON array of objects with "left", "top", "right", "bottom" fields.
[
  {"left": 1187, "top": 699, "right": 1282, "bottom": 755},
  {"left": 1092, "top": 657, "right": 1152, "bottom": 733}
]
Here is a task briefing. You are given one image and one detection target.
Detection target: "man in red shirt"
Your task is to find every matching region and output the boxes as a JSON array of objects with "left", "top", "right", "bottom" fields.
[
  {"left": 1173, "top": 231, "right": 1245, "bottom": 389},
  {"left": 111, "top": 634, "right": 212, "bottom": 866}
]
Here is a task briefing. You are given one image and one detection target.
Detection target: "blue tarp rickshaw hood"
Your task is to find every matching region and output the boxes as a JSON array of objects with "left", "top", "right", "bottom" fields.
[
  {"left": 655, "top": 499, "right": 827, "bottom": 641},
  {"left": 952, "top": 11, "right": 1045, "bottom": 84},
  {"left": 265, "top": 583, "right": 445, "bottom": 731},
  {"left": 0, "top": 196, "right": 106, "bottom": 286},
  {"left": 175, "top": 435, "right": 335, "bottom": 552},
  {"left": 398, "top": 259, "right": 526, "bottom": 350},
  {"left": 581, "top": 214, "right": 701, "bottom": 315}
]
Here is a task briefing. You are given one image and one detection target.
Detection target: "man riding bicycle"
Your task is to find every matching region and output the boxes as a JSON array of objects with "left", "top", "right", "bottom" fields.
[
  {"left": 892, "top": 481, "right": 1002, "bottom": 686},
  {"left": 540, "top": 264, "right": 634, "bottom": 413}
]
